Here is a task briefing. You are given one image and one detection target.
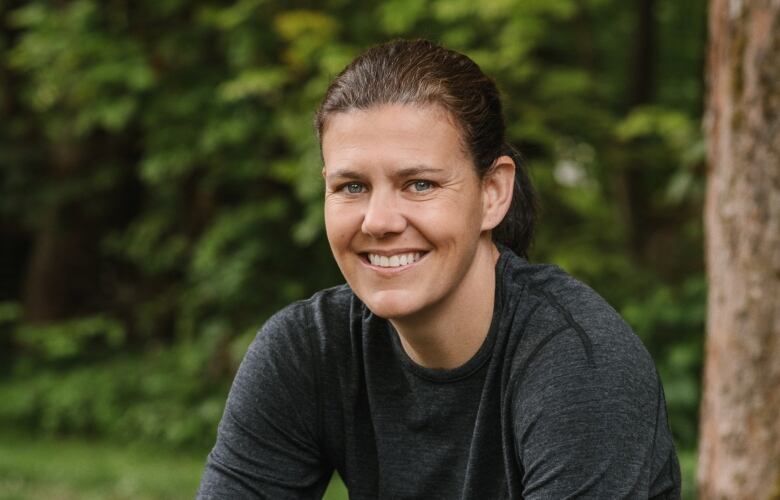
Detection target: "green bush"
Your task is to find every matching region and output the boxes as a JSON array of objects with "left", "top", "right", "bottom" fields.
[{"left": 1, "top": 309, "right": 231, "bottom": 448}]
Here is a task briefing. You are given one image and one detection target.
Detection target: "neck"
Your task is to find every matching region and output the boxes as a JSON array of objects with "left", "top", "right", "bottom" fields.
[{"left": 390, "top": 239, "right": 500, "bottom": 370}]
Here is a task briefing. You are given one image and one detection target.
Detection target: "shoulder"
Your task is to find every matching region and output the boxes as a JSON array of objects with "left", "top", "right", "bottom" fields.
[
  {"left": 250, "top": 284, "right": 355, "bottom": 354},
  {"left": 235, "top": 284, "right": 358, "bottom": 399},
  {"left": 500, "top": 252, "right": 656, "bottom": 384},
  {"left": 498, "top": 252, "right": 661, "bottom": 432},
  {"left": 498, "top": 252, "right": 678, "bottom": 498},
  {"left": 202, "top": 288, "right": 353, "bottom": 497},
  {"left": 230, "top": 283, "right": 357, "bottom": 411},
  {"left": 262, "top": 283, "right": 354, "bottom": 331}
]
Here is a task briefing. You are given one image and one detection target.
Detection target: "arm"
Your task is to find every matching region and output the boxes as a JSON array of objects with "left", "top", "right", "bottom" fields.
[
  {"left": 511, "top": 326, "right": 680, "bottom": 499},
  {"left": 197, "top": 309, "right": 331, "bottom": 499}
]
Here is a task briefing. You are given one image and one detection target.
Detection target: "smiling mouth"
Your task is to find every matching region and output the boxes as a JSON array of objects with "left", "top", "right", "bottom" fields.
[{"left": 362, "top": 251, "right": 425, "bottom": 268}]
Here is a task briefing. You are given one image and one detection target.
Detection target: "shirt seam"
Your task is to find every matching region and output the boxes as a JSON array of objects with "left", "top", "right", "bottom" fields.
[{"left": 528, "top": 286, "right": 596, "bottom": 367}]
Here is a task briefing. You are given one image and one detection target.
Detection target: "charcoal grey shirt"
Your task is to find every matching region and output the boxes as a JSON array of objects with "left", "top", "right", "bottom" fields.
[{"left": 198, "top": 249, "right": 681, "bottom": 499}]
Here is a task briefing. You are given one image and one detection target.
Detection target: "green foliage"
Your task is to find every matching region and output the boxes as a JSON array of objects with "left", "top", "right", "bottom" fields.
[
  {"left": 1, "top": 0, "right": 706, "bottom": 481},
  {"left": 15, "top": 315, "right": 125, "bottom": 361},
  {"left": 8, "top": 1, "right": 153, "bottom": 137},
  {"left": 1, "top": 327, "right": 230, "bottom": 448}
]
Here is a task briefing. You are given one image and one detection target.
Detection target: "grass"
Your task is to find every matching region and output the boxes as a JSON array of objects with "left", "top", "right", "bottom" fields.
[
  {"left": 0, "top": 431, "right": 690, "bottom": 499},
  {"left": 0, "top": 432, "right": 347, "bottom": 500}
]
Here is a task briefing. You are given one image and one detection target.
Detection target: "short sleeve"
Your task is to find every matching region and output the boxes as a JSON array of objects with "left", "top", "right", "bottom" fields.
[
  {"left": 197, "top": 307, "right": 332, "bottom": 499},
  {"left": 511, "top": 325, "right": 680, "bottom": 499}
]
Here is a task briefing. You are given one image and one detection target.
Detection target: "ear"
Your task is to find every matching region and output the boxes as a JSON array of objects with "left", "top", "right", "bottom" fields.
[{"left": 480, "top": 155, "right": 515, "bottom": 231}]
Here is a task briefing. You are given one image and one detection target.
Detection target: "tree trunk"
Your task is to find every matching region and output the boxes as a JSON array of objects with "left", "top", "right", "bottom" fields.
[
  {"left": 699, "top": 1, "right": 780, "bottom": 499},
  {"left": 617, "top": 0, "right": 657, "bottom": 262},
  {"left": 20, "top": 141, "right": 96, "bottom": 322}
]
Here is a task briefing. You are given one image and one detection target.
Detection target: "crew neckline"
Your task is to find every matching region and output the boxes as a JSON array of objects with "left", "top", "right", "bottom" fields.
[{"left": 387, "top": 248, "right": 511, "bottom": 383}]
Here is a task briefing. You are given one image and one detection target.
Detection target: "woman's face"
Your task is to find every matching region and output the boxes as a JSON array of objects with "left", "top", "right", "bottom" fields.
[{"left": 322, "top": 103, "right": 495, "bottom": 321}]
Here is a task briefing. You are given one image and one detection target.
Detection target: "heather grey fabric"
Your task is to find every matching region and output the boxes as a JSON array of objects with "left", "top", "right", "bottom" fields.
[{"left": 197, "top": 249, "right": 681, "bottom": 499}]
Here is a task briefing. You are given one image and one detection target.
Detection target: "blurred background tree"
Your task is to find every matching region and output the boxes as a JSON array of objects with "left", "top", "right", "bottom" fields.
[{"left": 0, "top": 0, "right": 706, "bottom": 498}]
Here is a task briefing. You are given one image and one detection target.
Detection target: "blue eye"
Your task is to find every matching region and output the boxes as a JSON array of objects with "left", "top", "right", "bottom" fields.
[
  {"left": 411, "top": 180, "right": 433, "bottom": 192},
  {"left": 343, "top": 182, "right": 364, "bottom": 194}
]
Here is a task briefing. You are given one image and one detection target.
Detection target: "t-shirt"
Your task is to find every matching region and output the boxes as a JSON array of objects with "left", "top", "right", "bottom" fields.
[{"left": 197, "top": 248, "right": 681, "bottom": 499}]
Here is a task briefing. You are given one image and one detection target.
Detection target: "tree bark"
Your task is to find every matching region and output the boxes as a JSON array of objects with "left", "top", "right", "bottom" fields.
[{"left": 699, "top": 1, "right": 780, "bottom": 499}]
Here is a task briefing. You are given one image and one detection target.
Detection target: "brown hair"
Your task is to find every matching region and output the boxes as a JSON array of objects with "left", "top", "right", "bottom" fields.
[{"left": 315, "top": 39, "right": 537, "bottom": 258}]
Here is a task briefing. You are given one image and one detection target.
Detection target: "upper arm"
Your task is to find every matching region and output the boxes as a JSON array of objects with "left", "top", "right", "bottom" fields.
[
  {"left": 197, "top": 309, "right": 331, "bottom": 499},
  {"left": 511, "top": 324, "right": 679, "bottom": 499}
]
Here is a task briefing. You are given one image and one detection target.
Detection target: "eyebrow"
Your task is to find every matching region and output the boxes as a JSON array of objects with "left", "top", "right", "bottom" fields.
[
  {"left": 394, "top": 166, "right": 446, "bottom": 178},
  {"left": 324, "top": 168, "right": 363, "bottom": 180},
  {"left": 325, "top": 165, "right": 445, "bottom": 180}
]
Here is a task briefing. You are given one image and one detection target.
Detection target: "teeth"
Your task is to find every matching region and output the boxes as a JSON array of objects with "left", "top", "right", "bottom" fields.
[{"left": 367, "top": 252, "right": 422, "bottom": 268}]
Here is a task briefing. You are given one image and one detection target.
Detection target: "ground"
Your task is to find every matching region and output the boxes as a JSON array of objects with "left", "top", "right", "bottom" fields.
[{"left": 0, "top": 432, "right": 348, "bottom": 500}]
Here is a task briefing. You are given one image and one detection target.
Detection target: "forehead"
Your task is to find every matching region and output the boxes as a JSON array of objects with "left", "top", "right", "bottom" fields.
[{"left": 321, "top": 104, "right": 471, "bottom": 172}]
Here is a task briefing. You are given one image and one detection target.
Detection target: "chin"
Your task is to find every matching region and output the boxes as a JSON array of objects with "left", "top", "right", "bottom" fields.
[{"left": 360, "top": 290, "right": 424, "bottom": 320}]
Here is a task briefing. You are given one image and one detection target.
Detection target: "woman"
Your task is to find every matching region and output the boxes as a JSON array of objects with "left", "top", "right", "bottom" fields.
[{"left": 198, "top": 39, "right": 681, "bottom": 499}]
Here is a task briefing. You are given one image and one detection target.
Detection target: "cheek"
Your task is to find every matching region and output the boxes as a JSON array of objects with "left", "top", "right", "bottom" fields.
[
  {"left": 324, "top": 202, "right": 361, "bottom": 249},
  {"left": 407, "top": 213, "right": 476, "bottom": 250},
  {"left": 414, "top": 196, "right": 483, "bottom": 235}
]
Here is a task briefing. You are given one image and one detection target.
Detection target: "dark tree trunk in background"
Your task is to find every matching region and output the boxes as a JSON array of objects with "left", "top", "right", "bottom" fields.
[
  {"left": 630, "top": 0, "right": 656, "bottom": 105},
  {"left": 21, "top": 210, "right": 88, "bottom": 321},
  {"left": 699, "top": 0, "right": 780, "bottom": 498},
  {"left": 20, "top": 142, "right": 96, "bottom": 322},
  {"left": 619, "top": 0, "right": 657, "bottom": 261}
]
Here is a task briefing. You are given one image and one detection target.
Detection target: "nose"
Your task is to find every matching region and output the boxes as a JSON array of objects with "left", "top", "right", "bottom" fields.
[{"left": 361, "top": 189, "right": 407, "bottom": 238}]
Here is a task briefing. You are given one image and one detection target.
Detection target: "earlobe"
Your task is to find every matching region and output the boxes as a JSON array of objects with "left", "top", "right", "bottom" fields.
[{"left": 481, "top": 156, "right": 516, "bottom": 231}]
